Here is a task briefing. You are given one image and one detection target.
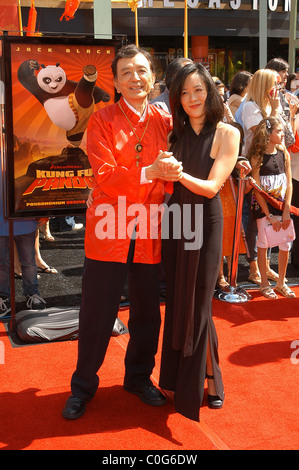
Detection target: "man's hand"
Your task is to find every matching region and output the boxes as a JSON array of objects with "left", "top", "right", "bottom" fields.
[
  {"left": 145, "top": 151, "right": 183, "bottom": 181},
  {"left": 86, "top": 189, "right": 94, "bottom": 208}
]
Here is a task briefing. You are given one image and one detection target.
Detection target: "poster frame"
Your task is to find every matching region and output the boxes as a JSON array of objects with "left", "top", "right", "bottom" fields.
[{"left": 1, "top": 34, "right": 121, "bottom": 219}]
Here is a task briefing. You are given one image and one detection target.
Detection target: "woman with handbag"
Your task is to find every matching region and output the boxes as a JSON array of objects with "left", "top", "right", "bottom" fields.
[{"left": 247, "top": 116, "right": 295, "bottom": 299}]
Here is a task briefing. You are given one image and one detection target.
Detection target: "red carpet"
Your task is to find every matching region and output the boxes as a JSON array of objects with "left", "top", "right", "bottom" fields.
[{"left": 0, "top": 286, "right": 298, "bottom": 450}]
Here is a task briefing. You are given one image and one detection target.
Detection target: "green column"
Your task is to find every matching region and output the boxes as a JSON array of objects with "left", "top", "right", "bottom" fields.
[
  {"left": 94, "top": 0, "right": 112, "bottom": 40},
  {"left": 259, "top": 1, "right": 267, "bottom": 68},
  {"left": 288, "top": 0, "right": 299, "bottom": 73}
]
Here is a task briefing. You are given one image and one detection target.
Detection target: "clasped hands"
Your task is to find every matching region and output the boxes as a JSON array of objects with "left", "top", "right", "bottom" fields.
[{"left": 145, "top": 151, "right": 183, "bottom": 182}]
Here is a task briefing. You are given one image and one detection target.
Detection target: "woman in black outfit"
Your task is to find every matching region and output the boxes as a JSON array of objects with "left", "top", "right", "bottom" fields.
[{"left": 159, "top": 63, "right": 240, "bottom": 422}]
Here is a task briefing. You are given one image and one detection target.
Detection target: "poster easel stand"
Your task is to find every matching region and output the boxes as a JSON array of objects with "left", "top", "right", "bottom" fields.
[{"left": 8, "top": 220, "right": 16, "bottom": 332}]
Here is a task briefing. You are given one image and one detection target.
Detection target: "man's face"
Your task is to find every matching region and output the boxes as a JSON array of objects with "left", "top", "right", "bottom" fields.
[
  {"left": 279, "top": 68, "right": 289, "bottom": 85},
  {"left": 114, "top": 53, "right": 155, "bottom": 106}
]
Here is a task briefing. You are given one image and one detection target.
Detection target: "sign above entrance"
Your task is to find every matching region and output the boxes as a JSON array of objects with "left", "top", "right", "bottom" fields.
[{"left": 117, "top": 0, "right": 292, "bottom": 12}]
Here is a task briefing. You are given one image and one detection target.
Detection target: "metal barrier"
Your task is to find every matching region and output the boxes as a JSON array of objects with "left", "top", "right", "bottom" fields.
[{"left": 214, "top": 174, "right": 251, "bottom": 303}]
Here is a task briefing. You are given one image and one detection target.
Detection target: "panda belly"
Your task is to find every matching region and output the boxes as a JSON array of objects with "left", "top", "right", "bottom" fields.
[{"left": 44, "top": 96, "right": 76, "bottom": 131}]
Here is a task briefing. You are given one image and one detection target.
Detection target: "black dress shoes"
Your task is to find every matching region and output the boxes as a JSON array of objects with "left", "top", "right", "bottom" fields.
[
  {"left": 62, "top": 394, "right": 87, "bottom": 420},
  {"left": 124, "top": 383, "right": 167, "bottom": 407}
]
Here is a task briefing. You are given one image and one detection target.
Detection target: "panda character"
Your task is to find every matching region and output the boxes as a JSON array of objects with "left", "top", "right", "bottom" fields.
[{"left": 18, "top": 60, "right": 110, "bottom": 147}]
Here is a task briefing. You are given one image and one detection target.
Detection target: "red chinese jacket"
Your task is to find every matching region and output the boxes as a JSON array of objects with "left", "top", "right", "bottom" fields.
[{"left": 85, "top": 97, "right": 173, "bottom": 264}]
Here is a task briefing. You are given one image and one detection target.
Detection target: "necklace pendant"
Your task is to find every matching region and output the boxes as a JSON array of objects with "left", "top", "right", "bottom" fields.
[
  {"left": 135, "top": 154, "right": 141, "bottom": 167},
  {"left": 135, "top": 142, "right": 143, "bottom": 153}
]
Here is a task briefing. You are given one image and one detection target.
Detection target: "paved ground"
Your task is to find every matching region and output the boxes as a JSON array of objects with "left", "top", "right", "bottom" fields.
[{"left": 11, "top": 215, "right": 299, "bottom": 313}]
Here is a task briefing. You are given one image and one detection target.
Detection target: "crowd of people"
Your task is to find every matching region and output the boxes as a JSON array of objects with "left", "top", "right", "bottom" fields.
[
  {"left": 1, "top": 44, "right": 298, "bottom": 423},
  {"left": 238, "top": 58, "right": 299, "bottom": 295},
  {"left": 210, "top": 59, "right": 299, "bottom": 298}
]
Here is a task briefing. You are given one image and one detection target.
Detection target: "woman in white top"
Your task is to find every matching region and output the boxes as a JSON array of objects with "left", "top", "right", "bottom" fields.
[{"left": 242, "top": 69, "right": 280, "bottom": 157}]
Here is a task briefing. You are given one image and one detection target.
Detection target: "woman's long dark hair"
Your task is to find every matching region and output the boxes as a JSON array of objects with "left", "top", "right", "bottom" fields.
[{"left": 169, "top": 62, "right": 224, "bottom": 145}]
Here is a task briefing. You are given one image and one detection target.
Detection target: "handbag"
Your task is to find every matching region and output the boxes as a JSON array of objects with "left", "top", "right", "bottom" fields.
[
  {"left": 279, "top": 114, "right": 295, "bottom": 148},
  {"left": 283, "top": 121, "right": 296, "bottom": 148},
  {"left": 264, "top": 218, "right": 296, "bottom": 247}
]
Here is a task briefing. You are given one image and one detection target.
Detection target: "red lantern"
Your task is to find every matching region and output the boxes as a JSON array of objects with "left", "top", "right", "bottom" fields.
[
  {"left": 60, "top": 0, "right": 80, "bottom": 22},
  {"left": 26, "top": 0, "right": 37, "bottom": 36}
]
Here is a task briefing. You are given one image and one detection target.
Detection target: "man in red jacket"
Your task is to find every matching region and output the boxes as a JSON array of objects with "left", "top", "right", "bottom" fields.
[{"left": 62, "top": 44, "right": 182, "bottom": 419}]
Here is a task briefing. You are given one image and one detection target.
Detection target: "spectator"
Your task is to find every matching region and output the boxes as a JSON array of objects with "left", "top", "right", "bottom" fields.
[
  {"left": 150, "top": 57, "right": 192, "bottom": 113},
  {"left": 149, "top": 81, "right": 164, "bottom": 101},
  {"left": 212, "top": 77, "right": 234, "bottom": 123},
  {"left": 248, "top": 117, "right": 295, "bottom": 298},
  {"left": 227, "top": 70, "right": 253, "bottom": 117},
  {"left": 242, "top": 68, "right": 281, "bottom": 284},
  {"left": 0, "top": 193, "right": 46, "bottom": 318},
  {"left": 285, "top": 72, "right": 297, "bottom": 94}
]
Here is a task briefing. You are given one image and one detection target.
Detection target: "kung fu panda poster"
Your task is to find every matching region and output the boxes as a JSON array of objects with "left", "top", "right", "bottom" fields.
[{"left": 3, "top": 36, "right": 119, "bottom": 217}]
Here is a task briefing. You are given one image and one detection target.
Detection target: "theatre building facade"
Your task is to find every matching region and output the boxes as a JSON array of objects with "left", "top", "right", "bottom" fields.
[
  {"left": 112, "top": 0, "right": 297, "bottom": 85},
  {"left": 20, "top": 1, "right": 298, "bottom": 86}
]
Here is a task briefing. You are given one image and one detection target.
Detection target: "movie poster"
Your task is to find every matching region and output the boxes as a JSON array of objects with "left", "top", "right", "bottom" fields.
[{"left": 4, "top": 37, "right": 118, "bottom": 217}]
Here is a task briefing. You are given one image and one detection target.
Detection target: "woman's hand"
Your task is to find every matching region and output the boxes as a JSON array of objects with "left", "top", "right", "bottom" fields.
[
  {"left": 285, "top": 92, "right": 299, "bottom": 109},
  {"left": 270, "top": 216, "right": 282, "bottom": 232},
  {"left": 235, "top": 159, "right": 252, "bottom": 177},
  {"left": 282, "top": 209, "right": 291, "bottom": 230},
  {"left": 145, "top": 151, "right": 183, "bottom": 181},
  {"left": 269, "top": 88, "right": 280, "bottom": 116}
]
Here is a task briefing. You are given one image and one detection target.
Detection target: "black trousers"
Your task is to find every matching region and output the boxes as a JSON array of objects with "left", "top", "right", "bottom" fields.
[{"left": 71, "top": 242, "right": 161, "bottom": 401}]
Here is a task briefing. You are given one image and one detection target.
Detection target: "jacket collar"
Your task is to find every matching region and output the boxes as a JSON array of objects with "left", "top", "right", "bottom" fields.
[{"left": 121, "top": 97, "right": 149, "bottom": 122}]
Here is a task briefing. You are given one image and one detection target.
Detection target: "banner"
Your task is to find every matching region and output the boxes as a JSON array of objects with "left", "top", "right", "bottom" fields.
[
  {"left": 0, "top": 0, "right": 20, "bottom": 34},
  {"left": 3, "top": 36, "right": 119, "bottom": 217}
]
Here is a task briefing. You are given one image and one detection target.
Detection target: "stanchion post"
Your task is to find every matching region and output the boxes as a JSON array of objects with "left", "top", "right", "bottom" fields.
[
  {"left": 214, "top": 174, "right": 251, "bottom": 303},
  {"left": 230, "top": 176, "right": 245, "bottom": 287}
]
